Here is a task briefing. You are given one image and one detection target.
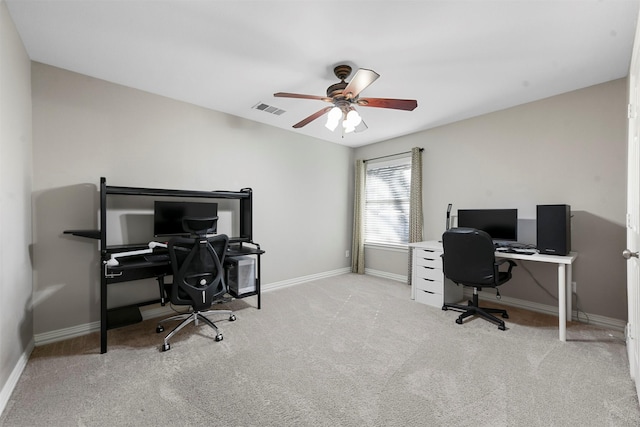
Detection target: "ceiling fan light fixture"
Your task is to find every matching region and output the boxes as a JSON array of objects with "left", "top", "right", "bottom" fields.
[
  {"left": 345, "top": 109, "right": 362, "bottom": 127},
  {"left": 325, "top": 106, "right": 342, "bottom": 131},
  {"left": 343, "top": 108, "right": 362, "bottom": 133}
]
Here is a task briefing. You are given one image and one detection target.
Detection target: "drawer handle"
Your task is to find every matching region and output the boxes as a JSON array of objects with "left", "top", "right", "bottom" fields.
[
  {"left": 421, "top": 278, "right": 435, "bottom": 282},
  {"left": 421, "top": 266, "right": 435, "bottom": 270},
  {"left": 421, "top": 290, "right": 435, "bottom": 295},
  {"left": 421, "top": 257, "right": 436, "bottom": 261}
]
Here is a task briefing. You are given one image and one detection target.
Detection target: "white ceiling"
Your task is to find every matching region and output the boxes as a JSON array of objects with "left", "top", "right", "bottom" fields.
[{"left": 6, "top": 0, "right": 640, "bottom": 148}]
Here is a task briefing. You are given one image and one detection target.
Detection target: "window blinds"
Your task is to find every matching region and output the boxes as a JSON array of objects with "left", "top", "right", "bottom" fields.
[{"left": 364, "top": 157, "right": 411, "bottom": 245}]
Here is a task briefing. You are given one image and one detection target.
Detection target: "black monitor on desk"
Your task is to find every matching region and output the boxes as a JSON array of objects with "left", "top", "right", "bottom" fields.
[
  {"left": 154, "top": 201, "right": 218, "bottom": 237},
  {"left": 457, "top": 208, "right": 518, "bottom": 243}
]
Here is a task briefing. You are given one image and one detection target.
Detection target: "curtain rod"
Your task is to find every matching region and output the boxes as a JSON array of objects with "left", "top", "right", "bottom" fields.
[{"left": 363, "top": 148, "right": 423, "bottom": 163}]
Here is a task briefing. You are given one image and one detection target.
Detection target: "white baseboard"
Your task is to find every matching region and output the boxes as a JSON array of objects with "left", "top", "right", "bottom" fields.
[
  {"left": 468, "top": 289, "right": 626, "bottom": 332},
  {"left": 262, "top": 268, "right": 351, "bottom": 292},
  {"left": 34, "top": 306, "right": 179, "bottom": 346},
  {"left": 364, "top": 268, "right": 407, "bottom": 283},
  {"left": 35, "top": 320, "right": 101, "bottom": 346},
  {"left": 0, "top": 339, "right": 34, "bottom": 417}
]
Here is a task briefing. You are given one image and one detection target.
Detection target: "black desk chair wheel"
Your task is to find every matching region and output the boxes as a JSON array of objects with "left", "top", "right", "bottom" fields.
[
  {"left": 441, "top": 227, "right": 516, "bottom": 330},
  {"left": 156, "top": 217, "right": 236, "bottom": 351}
]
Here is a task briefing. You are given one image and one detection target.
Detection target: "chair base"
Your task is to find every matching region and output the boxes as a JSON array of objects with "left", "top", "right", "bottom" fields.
[
  {"left": 442, "top": 290, "right": 508, "bottom": 330},
  {"left": 156, "top": 308, "right": 236, "bottom": 351}
]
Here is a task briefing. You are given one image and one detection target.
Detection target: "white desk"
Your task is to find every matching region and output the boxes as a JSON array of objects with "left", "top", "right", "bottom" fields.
[
  {"left": 409, "top": 240, "right": 578, "bottom": 341},
  {"left": 496, "top": 250, "right": 578, "bottom": 341}
]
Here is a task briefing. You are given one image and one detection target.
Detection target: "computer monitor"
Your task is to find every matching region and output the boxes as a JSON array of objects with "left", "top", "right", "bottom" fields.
[
  {"left": 153, "top": 201, "right": 218, "bottom": 237},
  {"left": 457, "top": 208, "right": 518, "bottom": 242}
]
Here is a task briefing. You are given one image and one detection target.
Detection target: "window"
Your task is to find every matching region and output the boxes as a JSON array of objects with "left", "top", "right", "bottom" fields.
[{"left": 364, "top": 156, "right": 411, "bottom": 246}]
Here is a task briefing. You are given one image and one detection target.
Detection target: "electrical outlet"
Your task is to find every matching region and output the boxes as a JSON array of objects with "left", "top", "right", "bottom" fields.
[
  {"left": 345, "top": 250, "right": 350, "bottom": 258},
  {"left": 572, "top": 281, "right": 577, "bottom": 293}
]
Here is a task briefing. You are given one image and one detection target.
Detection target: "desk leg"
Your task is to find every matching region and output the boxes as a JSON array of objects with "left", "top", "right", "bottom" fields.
[
  {"left": 558, "top": 264, "right": 567, "bottom": 342},
  {"left": 100, "top": 277, "right": 107, "bottom": 354},
  {"left": 257, "top": 255, "right": 261, "bottom": 309},
  {"left": 566, "top": 264, "right": 573, "bottom": 323}
]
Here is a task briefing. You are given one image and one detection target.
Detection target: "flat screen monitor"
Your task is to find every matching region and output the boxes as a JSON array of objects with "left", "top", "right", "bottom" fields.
[
  {"left": 154, "top": 201, "right": 218, "bottom": 237},
  {"left": 457, "top": 208, "right": 518, "bottom": 242}
]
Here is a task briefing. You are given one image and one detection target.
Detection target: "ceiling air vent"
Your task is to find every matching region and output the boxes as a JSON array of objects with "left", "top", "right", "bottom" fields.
[{"left": 252, "top": 102, "right": 286, "bottom": 116}]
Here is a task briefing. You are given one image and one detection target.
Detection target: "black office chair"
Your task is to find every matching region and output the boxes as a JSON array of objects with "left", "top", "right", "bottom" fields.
[
  {"left": 441, "top": 227, "right": 516, "bottom": 330},
  {"left": 156, "top": 217, "right": 236, "bottom": 351}
]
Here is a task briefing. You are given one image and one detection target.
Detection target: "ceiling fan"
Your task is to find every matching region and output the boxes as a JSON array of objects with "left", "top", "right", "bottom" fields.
[{"left": 274, "top": 64, "right": 418, "bottom": 134}]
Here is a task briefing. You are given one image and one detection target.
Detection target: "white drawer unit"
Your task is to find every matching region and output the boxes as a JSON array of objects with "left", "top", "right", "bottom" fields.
[{"left": 409, "top": 241, "right": 463, "bottom": 308}]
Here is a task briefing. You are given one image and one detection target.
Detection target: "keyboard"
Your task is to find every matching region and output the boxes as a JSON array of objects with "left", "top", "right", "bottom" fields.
[
  {"left": 496, "top": 247, "right": 538, "bottom": 255},
  {"left": 512, "top": 248, "right": 538, "bottom": 255}
]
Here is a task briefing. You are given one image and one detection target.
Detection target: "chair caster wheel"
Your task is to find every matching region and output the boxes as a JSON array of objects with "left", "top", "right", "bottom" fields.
[
  {"left": 229, "top": 314, "right": 236, "bottom": 321},
  {"left": 498, "top": 324, "right": 506, "bottom": 331},
  {"left": 156, "top": 325, "right": 164, "bottom": 333},
  {"left": 455, "top": 318, "right": 463, "bottom": 325},
  {"left": 502, "top": 313, "right": 509, "bottom": 319},
  {"left": 161, "top": 343, "right": 170, "bottom": 352},
  {"left": 215, "top": 334, "right": 223, "bottom": 342}
]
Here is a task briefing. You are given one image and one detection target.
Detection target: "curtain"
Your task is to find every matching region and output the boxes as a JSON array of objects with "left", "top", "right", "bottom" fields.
[
  {"left": 351, "top": 159, "right": 366, "bottom": 274},
  {"left": 407, "top": 147, "right": 424, "bottom": 285}
]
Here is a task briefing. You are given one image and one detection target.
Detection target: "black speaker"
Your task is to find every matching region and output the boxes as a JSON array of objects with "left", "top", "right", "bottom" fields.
[{"left": 536, "top": 205, "right": 571, "bottom": 256}]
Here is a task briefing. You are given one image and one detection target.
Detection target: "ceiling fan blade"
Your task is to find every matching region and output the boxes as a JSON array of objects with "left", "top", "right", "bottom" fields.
[
  {"left": 342, "top": 69, "right": 380, "bottom": 99},
  {"left": 292, "top": 106, "right": 333, "bottom": 128},
  {"left": 357, "top": 97, "right": 418, "bottom": 111},
  {"left": 274, "top": 92, "right": 331, "bottom": 102}
]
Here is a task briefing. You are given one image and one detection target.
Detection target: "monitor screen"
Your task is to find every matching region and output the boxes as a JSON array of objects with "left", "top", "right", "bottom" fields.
[
  {"left": 457, "top": 209, "right": 518, "bottom": 242},
  {"left": 154, "top": 201, "right": 218, "bottom": 237}
]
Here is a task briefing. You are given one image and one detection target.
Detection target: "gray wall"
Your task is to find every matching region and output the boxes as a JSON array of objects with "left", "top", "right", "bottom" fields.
[
  {"left": 30, "top": 63, "right": 630, "bottom": 336},
  {"left": 0, "top": 0, "right": 33, "bottom": 404},
  {"left": 31, "top": 63, "right": 353, "bottom": 336},
  {"left": 356, "top": 79, "right": 628, "bottom": 321}
]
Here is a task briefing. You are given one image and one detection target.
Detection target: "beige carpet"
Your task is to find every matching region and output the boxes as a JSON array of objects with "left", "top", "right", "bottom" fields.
[{"left": 1, "top": 274, "right": 639, "bottom": 426}]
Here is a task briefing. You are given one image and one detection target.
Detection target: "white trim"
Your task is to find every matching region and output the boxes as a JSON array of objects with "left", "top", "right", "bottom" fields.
[
  {"left": 35, "top": 321, "right": 100, "bottom": 346},
  {"left": 364, "top": 243, "right": 409, "bottom": 253},
  {"left": 468, "top": 289, "right": 627, "bottom": 332},
  {"left": 34, "top": 306, "right": 180, "bottom": 346},
  {"left": 365, "top": 268, "right": 407, "bottom": 283},
  {"left": 262, "top": 268, "right": 351, "bottom": 292},
  {"left": 0, "top": 339, "right": 34, "bottom": 416}
]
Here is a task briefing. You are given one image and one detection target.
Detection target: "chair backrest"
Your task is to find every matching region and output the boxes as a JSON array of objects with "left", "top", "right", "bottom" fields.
[
  {"left": 442, "top": 227, "right": 498, "bottom": 287},
  {"left": 168, "top": 233, "right": 229, "bottom": 311},
  {"left": 182, "top": 216, "right": 218, "bottom": 237}
]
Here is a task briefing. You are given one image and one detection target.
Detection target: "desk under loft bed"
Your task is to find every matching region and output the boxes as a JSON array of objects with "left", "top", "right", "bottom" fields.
[{"left": 65, "top": 177, "right": 264, "bottom": 354}]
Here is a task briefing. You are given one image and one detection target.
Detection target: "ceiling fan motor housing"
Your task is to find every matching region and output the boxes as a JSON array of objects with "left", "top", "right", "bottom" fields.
[
  {"left": 333, "top": 64, "right": 352, "bottom": 80},
  {"left": 327, "top": 65, "right": 353, "bottom": 98},
  {"left": 327, "top": 81, "right": 348, "bottom": 98}
]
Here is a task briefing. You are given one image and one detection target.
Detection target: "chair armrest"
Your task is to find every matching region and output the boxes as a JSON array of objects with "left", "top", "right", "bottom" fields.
[{"left": 495, "top": 258, "right": 517, "bottom": 274}]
